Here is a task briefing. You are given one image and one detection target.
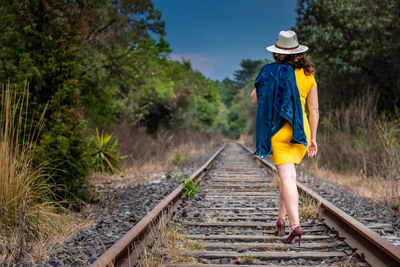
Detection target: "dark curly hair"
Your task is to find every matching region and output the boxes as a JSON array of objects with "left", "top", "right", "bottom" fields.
[{"left": 273, "top": 53, "right": 315, "bottom": 76}]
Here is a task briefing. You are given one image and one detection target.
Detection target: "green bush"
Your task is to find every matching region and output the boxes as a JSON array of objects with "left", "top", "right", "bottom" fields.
[
  {"left": 93, "top": 129, "right": 125, "bottom": 173},
  {"left": 34, "top": 108, "right": 95, "bottom": 205},
  {"left": 226, "top": 104, "right": 246, "bottom": 139},
  {"left": 215, "top": 59, "right": 264, "bottom": 139},
  {"left": 180, "top": 177, "right": 202, "bottom": 199},
  {"left": 216, "top": 102, "right": 246, "bottom": 139},
  {"left": 192, "top": 82, "right": 220, "bottom": 131},
  {"left": 170, "top": 151, "right": 189, "bottom": 166},
  {"left": 295, "top": 0, "right": 400, "bottom": 111}
]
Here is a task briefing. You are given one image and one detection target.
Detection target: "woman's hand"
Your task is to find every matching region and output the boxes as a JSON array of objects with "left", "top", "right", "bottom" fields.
[
  {"left": 250, "top": 88, "right": 257, "bottom": 105},
  {"left": 307, "top": 86, "right": 319, "bottom": 159},
  {"left": 307, "top": 140, "right": 318, "bottom": 158}
]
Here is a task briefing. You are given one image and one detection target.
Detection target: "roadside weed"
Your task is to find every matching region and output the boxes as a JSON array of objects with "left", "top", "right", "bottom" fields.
[{"left": 180, "top": 177, "right": 202, "bottom": 199}]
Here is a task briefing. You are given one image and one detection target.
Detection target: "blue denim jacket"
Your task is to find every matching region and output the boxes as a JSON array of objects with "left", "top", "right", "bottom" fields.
[{"left": 254, "top": 63, "right": 307, "bottom": 159}]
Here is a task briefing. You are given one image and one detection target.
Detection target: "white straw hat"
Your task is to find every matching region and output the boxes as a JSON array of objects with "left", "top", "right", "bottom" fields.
[{"left": 266, "top": 30, "right": 308, "bottom": 55}]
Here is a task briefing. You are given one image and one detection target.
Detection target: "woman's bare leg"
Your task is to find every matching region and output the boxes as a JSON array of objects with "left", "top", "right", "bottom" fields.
[
  {"left": 277, "top": 186, "right": 287, "bottom": 220},
  {"left": 276, "top": 163, "right": 299, "bottom": 230}
]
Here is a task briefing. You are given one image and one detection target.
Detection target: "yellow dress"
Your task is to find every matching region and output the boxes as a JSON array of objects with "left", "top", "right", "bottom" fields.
[{"left": 270, "top": 68, "right": 317, "bottom": 165}]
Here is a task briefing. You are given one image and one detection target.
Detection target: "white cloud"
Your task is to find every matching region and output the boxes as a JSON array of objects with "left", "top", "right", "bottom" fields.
[{"left": 169, "top": 54, "right": 215, "bottom": 77}]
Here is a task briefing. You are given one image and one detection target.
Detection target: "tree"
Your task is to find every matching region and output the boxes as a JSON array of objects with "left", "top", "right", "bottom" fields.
[
  {"left": 218, "top": 59, "right": 266, "bottom": 139},
  {"left": 0, "top": 0, "right": 169, "bottom": 203},
  {"left": 295, "top": 0, "right": 400, "bottom": 111},
  {"left": 80, "top": 0, "right": 168, "bottom": 128},
  {"left": 234, "top": 59, "right": 263, "bottom": 88},
  {"left": 218, "top": 78, "right": 241, "bottom": 106},
  {"left": 0, "top": 0, "right": 102, "bottom": 203}
]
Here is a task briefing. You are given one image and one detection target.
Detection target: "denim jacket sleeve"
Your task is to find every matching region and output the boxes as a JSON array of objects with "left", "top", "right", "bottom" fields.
[{"left": 254, "top": 64, "right": 273, "bottom": 158}]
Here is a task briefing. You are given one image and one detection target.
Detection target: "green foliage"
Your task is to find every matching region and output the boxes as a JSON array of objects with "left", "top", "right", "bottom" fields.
[
  {"left": 294, "top": 2, "right": 400, "bottom": 210},
  {"left": 218, "top": 59, "right": 265, "bottom": 107},
  {"left": 34, "top": 108, "right": 95, "bottom": 204},
  {"left": 117, "top": 58, "right": 177, "bottom": 132},
  {"left": 0, "top": 0, "right": 224, "bottom": 209},
  {"left": 192, "top": 88, "right": 220, "bottom": 130},
  {"left": 78, "top": 0, "right": 174, "bottom": 132},
  {"left": 295, "top": 0, "right": 400, "bottom": 111},
  {"left": 116, "top": 57, "right": 221, "bottom": 133},
  {"left": 217, "top": 59, "right": 265, "bottom": 139},
  {"left": 225, "top": 104, "right": 247, "bottom": 139},
  {"left": 93, "top": 129, "right": 125, "bottom": 173},
  {"left": 166, "top": 173, "right": 172, "bottom": 179},
  {"left": 233, "top": 59, "right": 263, "bottom": 88},
  {"left": 0, "top": 1, "right": 102, "bottom": 205},
  {"left": 180, "top": 177, "right": 202, "bottom": 199},
  {"left": 0, "top": 1, "right": 89, "bottom": 117},
  {"left": 218, "top": 78, "right": 241, "bottom": 106},
  {"left": 171, "top": 151, "right": 189, "bottom": 166},
  {"left": 0, "top": 0, "right": 177, "bottom": 206},
  {"left": 80, "top": 51, "right": 118, "bottom": 128},
  {"left": 245, "top": 255, "right": 255, "bottom": 262}
]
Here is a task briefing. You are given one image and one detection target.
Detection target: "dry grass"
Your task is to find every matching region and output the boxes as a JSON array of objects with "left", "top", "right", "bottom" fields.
[
  {"left": 336, "top": 263, "right": 357, "bottom": 267},
  {"left": 0, "top": 84, "right": 92, "bottom": 265},
  {"left": 235, "top": 254, "right": 255, "bottom": 263},
  {"left": 203, "top": 214, "right": 217, "bottom": 223},
  {"left": 0, "top": 206, "right": 87, "bottom": 265},
  {"left": 303, "top": 91, "right": 400, "bottom": 213},
  {"left": 8, "top": 215, "right": 92, "bottom": 264},
  {"left": 90, "top": 123, "right": 225, "bottom": 187},
  {"left": 299, "top": 192, "right": 321, "bottom": 221},
  {"left": 336, "top": 251, "right": 358, "bottom": 267},
  {"left": 136, "top": 210, "right": 202, "bottom": 266},
  {"left": 303, "top": 163, "right": 378, "bottom": 198},
  {"left": 238, "top": 134, "right": 255, "bottom": 147},
  {"left": 241, "top": 90, "right": 400, "bottom": 213},
  {"left": 315, "top": 91, "right": 379, "bottom": 174},
  {"left": 135, "top": 245, "right": 164, "bottom": 267},
  {"left": 302, "top": 163, "right": 399, "bottom": 208},
  {"left": 272, "top": 173, "right": 280, "bottom": 188}
]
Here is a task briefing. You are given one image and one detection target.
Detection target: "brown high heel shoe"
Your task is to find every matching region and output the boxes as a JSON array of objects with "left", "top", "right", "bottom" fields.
[
  {"left": 274, "top": 218, "right": 285, "bottom": 236},
  {"left": 282, "top": 224, "right": 303, "bottom": 246}
]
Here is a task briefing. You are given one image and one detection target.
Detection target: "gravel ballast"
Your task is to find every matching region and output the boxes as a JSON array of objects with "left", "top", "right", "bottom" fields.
[
  {"left": 39, "top": 143, "right": 399, "bottom": 266},
  {"left": 297, "top": 169, "right": 400, "bottom": 247},
  {"left": 39, "top": 144, "right": 223, "bottom": 266}
]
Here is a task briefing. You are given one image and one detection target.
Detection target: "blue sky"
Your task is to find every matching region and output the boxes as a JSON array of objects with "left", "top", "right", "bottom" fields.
[{"left": 152, "top": 0, "right": 298, "bottom": 81}]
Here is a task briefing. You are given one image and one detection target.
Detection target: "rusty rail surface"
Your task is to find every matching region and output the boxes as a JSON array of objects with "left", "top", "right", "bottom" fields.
[
  {"left": 239, "top": 142, "right": 400, "bottom": 267},
  {"left": 90, "top": 144, "right": 227, "bottom": 267}
]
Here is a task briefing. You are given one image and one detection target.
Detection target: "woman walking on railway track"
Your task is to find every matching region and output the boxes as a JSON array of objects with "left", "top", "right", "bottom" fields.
[{"left": 250, "top": 30, "right": 319, "bottom": 246}]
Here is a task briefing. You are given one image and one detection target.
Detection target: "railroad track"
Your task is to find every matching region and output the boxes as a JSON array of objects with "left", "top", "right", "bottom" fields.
[{"left": 91, "top": 143, "right": 400, "bottom": 267}]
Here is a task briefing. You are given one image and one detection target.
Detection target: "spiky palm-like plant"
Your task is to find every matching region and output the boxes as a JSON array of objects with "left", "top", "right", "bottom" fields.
[{"left": 93, "top": 129, "right": 126, "bottom": 173}]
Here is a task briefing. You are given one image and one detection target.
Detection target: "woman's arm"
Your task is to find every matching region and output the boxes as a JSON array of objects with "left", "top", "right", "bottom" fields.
[
  {"left": 307, "top": 86, "right": 319, "bottom": 158},
  {"left": 250, "top": 88, "right": 257, "bottom": 105}
]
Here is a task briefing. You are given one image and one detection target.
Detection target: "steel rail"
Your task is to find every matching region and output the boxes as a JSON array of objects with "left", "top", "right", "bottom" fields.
[
  {"left": 238, "top": 142, "right": 400, "bottom": 267},
  {"left": 90, "top": 143, "right": 227, "bottom": 267}
]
